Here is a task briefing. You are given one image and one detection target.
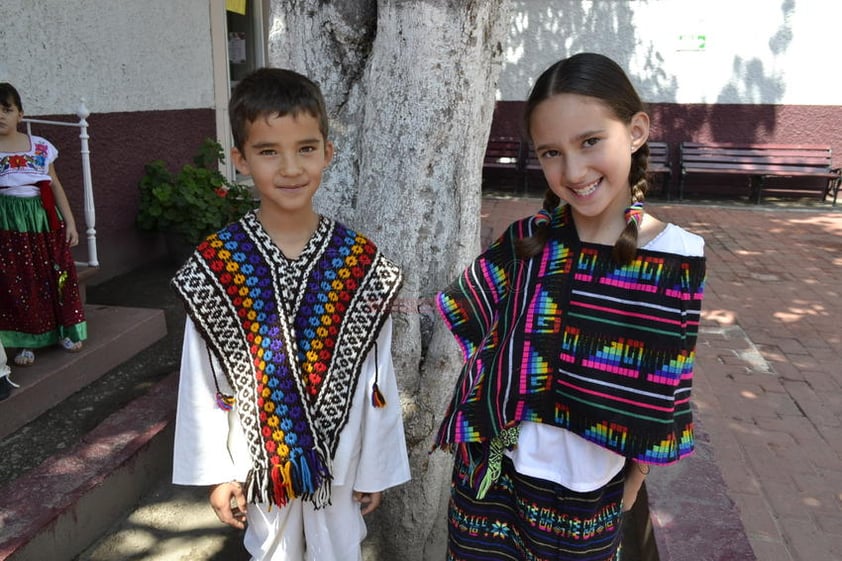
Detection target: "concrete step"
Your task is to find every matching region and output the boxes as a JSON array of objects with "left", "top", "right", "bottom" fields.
[
  {"left": 0, "top": 304, "right": 168, "bottom": 441},
  {"left": 0, "top": 373, "right": 177, "bottom": 561}
]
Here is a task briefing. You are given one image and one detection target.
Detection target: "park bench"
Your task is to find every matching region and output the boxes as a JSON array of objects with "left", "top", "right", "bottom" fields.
[
  {"left": 483, "top": 137, "right": 671, "bottom": 196},
  {"left": 647, "top": 141, "right": 672, "bottom": 198},
  {"left": 678, "top": 142, "right": 841, "bottom": 205}
]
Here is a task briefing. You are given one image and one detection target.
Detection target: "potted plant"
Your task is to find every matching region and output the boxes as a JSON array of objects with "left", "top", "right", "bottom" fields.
[{"left": 136, "top": 138, "right": 257, "bottom": 262}]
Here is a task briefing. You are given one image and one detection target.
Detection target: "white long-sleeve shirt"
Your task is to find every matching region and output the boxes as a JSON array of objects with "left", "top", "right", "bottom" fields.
[{"left": 173, "top": 315, "right": 411, "bottom": 495}]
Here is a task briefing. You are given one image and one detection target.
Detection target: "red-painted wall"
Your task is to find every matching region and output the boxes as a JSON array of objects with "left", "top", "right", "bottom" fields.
[
  {"left": 28, "top": 108, "right": 216, "bottom": 281},
  {"left": 491, "top": 101, "right": 842, "bottom": 200}
]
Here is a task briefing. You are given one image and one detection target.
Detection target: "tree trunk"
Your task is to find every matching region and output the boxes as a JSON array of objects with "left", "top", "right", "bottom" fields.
[{"left": 268, "top": 1, "right": 511, "bottom": 558}]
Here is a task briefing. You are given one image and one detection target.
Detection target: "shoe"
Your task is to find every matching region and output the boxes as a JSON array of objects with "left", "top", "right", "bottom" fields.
[
  {"left": 14, "top": 349, "right": 35, "bottom": 366},
  {"left": 59, "top": 337, "right": 83, "bottom": 352},
  {"left": 0, "top": 375, "right": 18, "bottom": 401}
]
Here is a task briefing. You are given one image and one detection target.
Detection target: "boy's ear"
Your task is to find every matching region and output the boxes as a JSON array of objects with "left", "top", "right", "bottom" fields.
[
  {"left": 323, "top": 140, "right": 335, "bottom": 168},
  {"left": 629, "top": 111, "right": 650, "bottom": 152},
  {"left": 231, "top": 147, "right": 251, "bottom": 176}
]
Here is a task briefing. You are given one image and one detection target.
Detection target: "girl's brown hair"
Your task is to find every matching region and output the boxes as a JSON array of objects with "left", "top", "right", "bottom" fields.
[{"left": 517, "top": 53, "right": 650, "bottom": 265}]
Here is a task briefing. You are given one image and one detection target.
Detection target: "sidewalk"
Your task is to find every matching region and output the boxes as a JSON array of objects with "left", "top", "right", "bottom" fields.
[{"left": 482, "top": 196, "right": 842, "bottom": 561}]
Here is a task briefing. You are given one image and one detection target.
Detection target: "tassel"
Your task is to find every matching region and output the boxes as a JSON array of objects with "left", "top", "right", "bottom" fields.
[
  {"left": 371, "top": 382, "right": 386, "bottom": 408},
  {"left": 215, "top": 391, "right": 235, "bottom": 411},
  {"left": 370, "top": 340, "right": 386, "bottom": 407},
  {"left": 281, "top": 460, "right": 295, "bottom": 500},
  {"left": 475, "top": 426, "right": 521, "bottom": 500},
  {"left": 270, "top": 463, "right": 286, "bottom": 507}
]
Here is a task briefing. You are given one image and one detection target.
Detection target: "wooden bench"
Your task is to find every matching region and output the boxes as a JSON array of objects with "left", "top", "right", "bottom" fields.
[
  {"left": 679, "top": 142, "right": 841, "bottom": 205},
  {"left": 647, "top": 141, "right": 672, "bottom": 198}
]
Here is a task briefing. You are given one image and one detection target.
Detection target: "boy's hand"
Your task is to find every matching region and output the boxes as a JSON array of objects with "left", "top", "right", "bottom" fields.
[
  {"left": 353, "top": 491, "right": 383, "bottom": 515},
  {"left": 209, "top": 481, "right": 248, "bottom": 529}
]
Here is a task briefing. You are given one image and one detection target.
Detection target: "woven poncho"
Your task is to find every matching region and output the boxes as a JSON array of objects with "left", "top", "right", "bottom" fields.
[
  {"left": 172, "top": 212, "right": 402, "bottom": 508},
  {"left": 435, "top": 205, "right": 706, "bottom": 475}
]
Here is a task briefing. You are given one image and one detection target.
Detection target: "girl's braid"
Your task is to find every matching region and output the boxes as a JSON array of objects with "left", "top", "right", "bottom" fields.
[{"left": 613, "top": 144, "right": 650, "bottom": 265}]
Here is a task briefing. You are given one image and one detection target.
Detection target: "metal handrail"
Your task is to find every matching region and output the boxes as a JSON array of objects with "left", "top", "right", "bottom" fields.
[{"left": 22, "top": 100, "right": 98, "bottom": 267}]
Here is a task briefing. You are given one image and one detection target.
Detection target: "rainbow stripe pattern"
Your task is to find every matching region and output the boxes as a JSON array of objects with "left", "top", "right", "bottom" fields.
[
  {"left": 175, "top": 215, "right": 402, "bottom": 508},
  {"left": 435, "top": 204, "right": 706, "bottom": 468}
]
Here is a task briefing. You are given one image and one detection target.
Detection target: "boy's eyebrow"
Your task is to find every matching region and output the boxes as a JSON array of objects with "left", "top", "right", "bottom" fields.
[{"left": 249, "top": 137, "right": 323, "bottom": 149}]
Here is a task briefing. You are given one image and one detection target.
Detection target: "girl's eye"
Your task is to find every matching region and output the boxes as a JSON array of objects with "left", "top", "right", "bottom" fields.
[
  {"left": 539, "top": 149, "right": 559, "bottom": 159},
  {"left": 300, "top": 146, "right": 316, "bottom": 154},
  {"left": 259, "top": 149, "right": 277, "bottom": 156},
  {"left": 584, "top": 137, "right": 600, "bottom": 147}
]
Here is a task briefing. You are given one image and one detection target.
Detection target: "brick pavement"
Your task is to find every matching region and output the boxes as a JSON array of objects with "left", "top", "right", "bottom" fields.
[{"left": 480, "top": 196, "right": 842, "bottom": 561}]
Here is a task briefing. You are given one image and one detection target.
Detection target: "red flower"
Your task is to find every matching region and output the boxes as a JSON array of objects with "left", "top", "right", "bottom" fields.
[
  {"left": 215, "top": 187, "right": 227, "bottom": 197},
  {"left": 8, "top": 155, "right": 27, "bottom": 168}
]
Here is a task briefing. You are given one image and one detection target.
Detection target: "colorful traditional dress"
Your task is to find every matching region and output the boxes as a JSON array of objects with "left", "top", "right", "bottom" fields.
[
  {"left": 171, "top": 212, "right": 410, "bottom": 561},
  {"left": 0, "top": 135, "right": 86, "bottom": 349},
  {"left": 435, "top": 204, "right": 706, "bottom": 561}
]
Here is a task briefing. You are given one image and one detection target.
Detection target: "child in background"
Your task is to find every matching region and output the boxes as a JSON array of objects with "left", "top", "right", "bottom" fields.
[
  {"left": 170, "top": 67, "right": 410, "bottom": 561},
  {"left": 434, "top": 53, "right": 706, "bottom": 560},
  {"left": 0, "top": 340, "right": 15, "bottom": 400},
  {"left": 0, "top": 82, "right": 87, "bottom": 368}
]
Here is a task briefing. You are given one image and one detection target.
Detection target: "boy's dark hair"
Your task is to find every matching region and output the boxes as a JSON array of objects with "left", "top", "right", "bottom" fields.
[
  {"left": 228, "top": 68, "right": 328, "bottom": 151},
  {"left": 0, "top": 83, "right": 23, "bottom": 112},
  {"left": 519, "top": 52, "right": 650, "bottom": 264}
]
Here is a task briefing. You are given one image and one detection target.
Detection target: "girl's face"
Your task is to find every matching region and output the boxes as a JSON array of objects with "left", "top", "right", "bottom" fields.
[
  {"left": 529, "top": 93, "right": 649, "bottom": 225},
  {"left": 0, "top": 99, "right": 23, "bottom": 138}
]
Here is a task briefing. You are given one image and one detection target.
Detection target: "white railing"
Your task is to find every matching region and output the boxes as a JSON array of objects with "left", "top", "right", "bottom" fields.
[{"left": 22, "top": 100, "right": 98, "bottom": 268}]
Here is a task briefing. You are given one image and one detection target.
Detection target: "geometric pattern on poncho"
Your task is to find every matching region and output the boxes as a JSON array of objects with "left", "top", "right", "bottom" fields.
[
  {"left": 172, "top": 212, "right": 402, "bottom": 507},
  {"left": 435, "top": 204, "right": 705, "bottom": 476}
]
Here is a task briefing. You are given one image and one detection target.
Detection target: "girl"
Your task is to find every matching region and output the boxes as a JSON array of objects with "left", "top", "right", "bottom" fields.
[
  {"left": 435, "top": 53, "right": 706, "bottom": 560},
  {"left": 0, "top": 83, "right": 87, "bottom": 368}
]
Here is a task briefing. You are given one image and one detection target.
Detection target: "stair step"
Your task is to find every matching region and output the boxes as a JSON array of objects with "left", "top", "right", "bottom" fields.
[
  {"left": 0, "top": 372, "right": 177, "bottom": 561},
  {"left": 0, "top": 304, "right": 167, "bottom": 441}
]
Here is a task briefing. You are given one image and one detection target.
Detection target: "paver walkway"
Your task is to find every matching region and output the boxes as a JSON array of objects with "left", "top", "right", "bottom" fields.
[{"left": 482, "top": 196, "right": 842, "bottom": 561}]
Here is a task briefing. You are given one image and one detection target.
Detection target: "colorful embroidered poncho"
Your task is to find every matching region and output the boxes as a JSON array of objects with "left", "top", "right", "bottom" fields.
[
  {"left": 172, "top": 212, "right": 402, "bottom": 508},
  {"left": 435, "top": 205, "right": 706, "bottom": 483}
]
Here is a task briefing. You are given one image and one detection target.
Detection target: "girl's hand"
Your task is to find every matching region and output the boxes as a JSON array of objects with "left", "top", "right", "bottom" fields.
[
  {"left": 209, "top": 481, "right": 248, "bottom": 529},
  {"left": 353, "top": 490, "right": 383, "bottom": 515},
  {"left": 622, "top": 461, "right": 649, "bottom": 512},
  {"left": 66, "top": 225, "right": 79, "bottom": 247}
]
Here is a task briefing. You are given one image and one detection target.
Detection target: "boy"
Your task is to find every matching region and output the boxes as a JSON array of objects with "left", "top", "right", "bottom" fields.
[{"left": 171, "top": 68, "right": 410, "bottom": 561}]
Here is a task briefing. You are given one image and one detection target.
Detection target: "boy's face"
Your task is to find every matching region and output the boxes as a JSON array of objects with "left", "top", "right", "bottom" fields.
[{"left": 232, "top": 111, "right": 333, "bottom": 219}]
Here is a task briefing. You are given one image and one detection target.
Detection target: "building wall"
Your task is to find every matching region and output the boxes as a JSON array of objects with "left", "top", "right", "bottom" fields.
[
  {"left": 495, "top": 0, "right": 842, "bottom": 181},
  {"left": 499, "top": 0, "right": 841, "bottom": 105},
  {"left": 0, "top": 0, "right": 219, "bottom": 280}
]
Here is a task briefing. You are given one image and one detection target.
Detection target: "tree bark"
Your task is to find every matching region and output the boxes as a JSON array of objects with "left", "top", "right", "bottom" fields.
[{"left": 268, "top": 1, "right": 511, "bottom": 558}]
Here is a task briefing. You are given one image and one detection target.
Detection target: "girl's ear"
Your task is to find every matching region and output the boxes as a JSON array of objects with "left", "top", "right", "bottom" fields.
[
  {"left": 231, "top": 147, "right": 251, "bottom": 176},
  {"left": 629, "top": 111, "right": 650, "bottom": 152}
]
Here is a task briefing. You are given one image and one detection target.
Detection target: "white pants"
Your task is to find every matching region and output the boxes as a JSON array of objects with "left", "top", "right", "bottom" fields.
[{"left": 243, "top": 482, "right": 366, "bottom": 561}]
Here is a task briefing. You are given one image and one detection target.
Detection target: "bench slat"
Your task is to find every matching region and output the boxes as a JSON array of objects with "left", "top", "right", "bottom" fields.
[{"left": 679, "top": 141, "right": 840, "bottom": 204}]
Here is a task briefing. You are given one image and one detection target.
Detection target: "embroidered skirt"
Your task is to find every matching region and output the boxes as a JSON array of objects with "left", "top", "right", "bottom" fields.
[
  {"left": 0, "top": 194, "right": 86, "bottom": 349},
  {"left": 448, "top": 455, "right": 624, "bottom": 561}
]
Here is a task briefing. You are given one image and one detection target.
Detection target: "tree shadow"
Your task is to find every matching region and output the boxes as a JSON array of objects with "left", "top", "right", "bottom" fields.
[{"left": 494, "top": 0, "right": 801, "bottom": 199}]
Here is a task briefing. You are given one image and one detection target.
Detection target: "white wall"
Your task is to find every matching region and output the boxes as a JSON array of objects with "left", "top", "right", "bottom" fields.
[
  {"left": 0, "top": 0, "right": 216, "bottom": 115},
  {"left": 499, "top": 0, "right": 842, "bottom": 105}
]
